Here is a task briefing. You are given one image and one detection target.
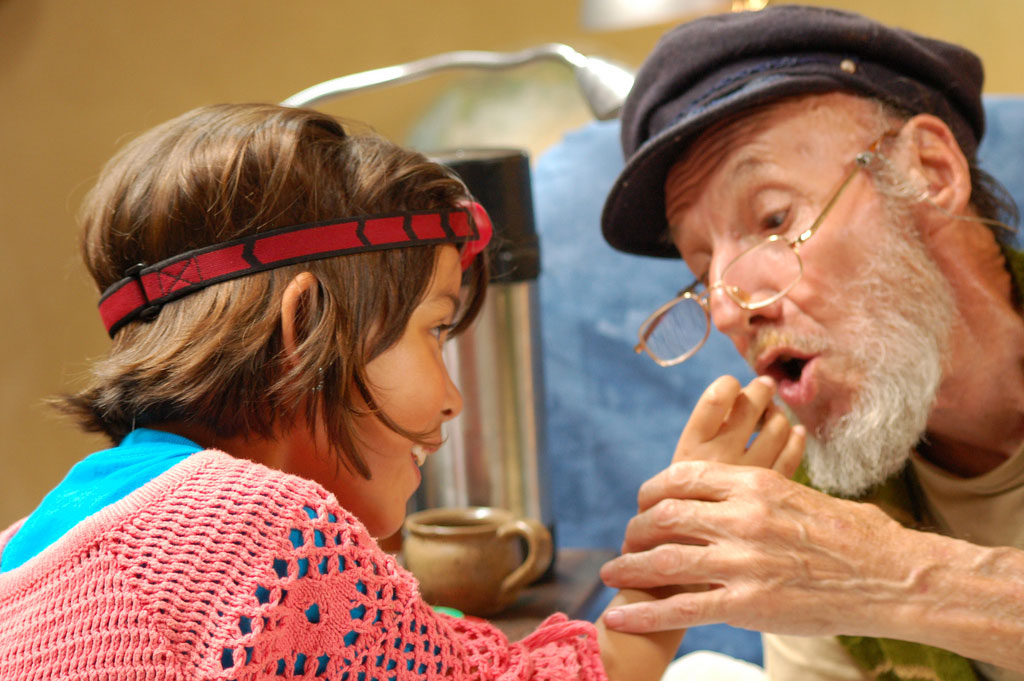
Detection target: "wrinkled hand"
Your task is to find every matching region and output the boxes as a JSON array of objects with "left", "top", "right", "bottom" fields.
[{"left": 600, "top": 460, "right": 912, "bottom": 637}]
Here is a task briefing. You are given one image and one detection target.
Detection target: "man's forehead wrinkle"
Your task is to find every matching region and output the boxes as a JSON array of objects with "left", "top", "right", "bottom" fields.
[
  {"left": 670, "top": 116, "right": 760, "bottom": 203},
  {"left": 666, "top": 98, "right": 849, "bottom": 245},
  {"left": 791, "top": 134, "right": 832, "bottom": 168},
  {"left": 677, "top": 112, "right": 798, "bottom": 201},
  {"left": 728, "top": 153, "right": 774, "bottom": 182},
  {"left": 689, "top": 93, "right": 871, "bottom": 180},
  {"left": 669, "top": 151, "right": 772, "bottom": 221}
]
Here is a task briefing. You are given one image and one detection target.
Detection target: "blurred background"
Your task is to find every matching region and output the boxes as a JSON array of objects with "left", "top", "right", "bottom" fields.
[{"left": 3, "top": 0, "right": 1023, "bottom": 530}]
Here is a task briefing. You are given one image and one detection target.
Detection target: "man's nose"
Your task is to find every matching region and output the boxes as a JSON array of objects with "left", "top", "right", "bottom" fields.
[{"left": 708, "top": 286, "right": 783, "bottom": 342}]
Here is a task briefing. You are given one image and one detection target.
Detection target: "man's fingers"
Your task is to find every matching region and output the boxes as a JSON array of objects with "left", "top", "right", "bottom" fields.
[
  {"left": 619, "top": 497, "right": 725, "bottom": 553},
  {"left": 601, "top": 543, "right": 710, "bottom": 589},
  {"left": 602, "top": 587, "right": 727, "bottom": 633},
  {"left": 637, "top": 460, "right": 733, "bottom": 511}
]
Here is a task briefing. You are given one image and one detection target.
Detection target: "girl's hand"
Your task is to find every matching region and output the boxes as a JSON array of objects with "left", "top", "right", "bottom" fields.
[{"left": 671, "top": 375, "right": 804, "bottom": 477}]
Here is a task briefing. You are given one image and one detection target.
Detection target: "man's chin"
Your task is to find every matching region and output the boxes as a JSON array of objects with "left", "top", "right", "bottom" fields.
[
  {"left": 802, "top": 433, "right": 913, "bottom": 498},
  {"left": 783, "top": 395, "right": 919, "bottom": 498}
]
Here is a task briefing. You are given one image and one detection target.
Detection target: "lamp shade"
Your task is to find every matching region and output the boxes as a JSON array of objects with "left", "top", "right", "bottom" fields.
[{"left": 581, "top": 0, "right": 726, "bottom": 31}]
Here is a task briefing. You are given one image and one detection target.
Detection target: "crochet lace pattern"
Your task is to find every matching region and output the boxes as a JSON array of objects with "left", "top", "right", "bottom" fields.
[{"left": 0, "top": 451, "right": 607, "bottom": 680}]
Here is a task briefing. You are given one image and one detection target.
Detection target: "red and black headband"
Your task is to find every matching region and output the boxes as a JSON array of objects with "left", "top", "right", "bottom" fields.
[{"left": 98, "top": 203, "right": 493, "bottom": 336}]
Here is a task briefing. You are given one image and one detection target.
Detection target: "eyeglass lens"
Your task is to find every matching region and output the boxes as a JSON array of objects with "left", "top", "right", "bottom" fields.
[
  {"left": 720, "top": 237, "right": 803, "bottom": 308},
  {"left": 642, "top": 295, "right": 709, "bottom": 363},
  {"left": 645, "top": 240, "right": 802, "bottom": 363}
]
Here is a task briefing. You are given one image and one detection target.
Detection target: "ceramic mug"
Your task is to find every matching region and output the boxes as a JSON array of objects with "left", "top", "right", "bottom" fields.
[{"left": 403, "top": 506, "right": 553, "bottom": 616}]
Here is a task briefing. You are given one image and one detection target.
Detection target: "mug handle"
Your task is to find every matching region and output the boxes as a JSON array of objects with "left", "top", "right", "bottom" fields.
[{"left": 496, "top": 518, "right": 553, "bottom": 604}]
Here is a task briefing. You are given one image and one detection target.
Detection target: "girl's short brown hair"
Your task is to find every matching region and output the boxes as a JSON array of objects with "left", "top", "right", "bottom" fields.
[{"left": 59, "top": 103, "right": 487, "bottom": 478}]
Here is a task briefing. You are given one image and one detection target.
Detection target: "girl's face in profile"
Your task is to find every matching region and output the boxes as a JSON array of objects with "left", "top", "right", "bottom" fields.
[{"left": 324, "top": 245, "right": 466, "bottom": 538}]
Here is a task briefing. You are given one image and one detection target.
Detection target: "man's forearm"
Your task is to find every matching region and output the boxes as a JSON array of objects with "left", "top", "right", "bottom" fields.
[{"left": 887, "top": 527, "right": 1024, "bottom": 672}]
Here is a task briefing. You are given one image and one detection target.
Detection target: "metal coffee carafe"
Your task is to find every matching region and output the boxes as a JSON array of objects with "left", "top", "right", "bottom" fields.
[{"left": 413, "top": 149, "right": 553, "bottom": 542}]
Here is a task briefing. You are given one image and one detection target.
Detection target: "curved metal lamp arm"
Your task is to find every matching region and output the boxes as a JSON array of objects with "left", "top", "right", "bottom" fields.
[{"left": 281, "top": 43, "right": 634, "bottom": 121}]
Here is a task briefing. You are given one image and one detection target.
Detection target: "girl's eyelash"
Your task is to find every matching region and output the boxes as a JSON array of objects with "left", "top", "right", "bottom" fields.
[{"left": 432, "top": 323, "right": 456, "bottom": 340}]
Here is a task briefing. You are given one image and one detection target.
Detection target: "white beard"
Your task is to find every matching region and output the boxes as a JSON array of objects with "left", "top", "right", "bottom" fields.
[{"left": 790, "top": 222, "right": 956, "bottom": 498}]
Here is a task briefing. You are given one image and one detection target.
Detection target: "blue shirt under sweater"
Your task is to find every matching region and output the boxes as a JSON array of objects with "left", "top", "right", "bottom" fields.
[{"left": 1, "top": 428, "right": 202, "bottom": 572}]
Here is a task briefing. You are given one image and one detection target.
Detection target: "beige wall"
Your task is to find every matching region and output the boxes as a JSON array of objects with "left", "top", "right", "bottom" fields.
[{"left": 1, "top": 0, "right": 1022, "bottom": 528}]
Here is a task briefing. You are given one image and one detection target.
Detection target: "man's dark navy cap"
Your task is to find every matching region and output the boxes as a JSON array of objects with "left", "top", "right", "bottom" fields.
[{"left": 601, "top": 4, "right": 985, "bottom": 258}]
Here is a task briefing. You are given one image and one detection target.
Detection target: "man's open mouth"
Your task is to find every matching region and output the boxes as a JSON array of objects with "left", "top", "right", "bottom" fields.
[
  {"left": 776, "top": 356, "right": 810, "bottom": 382},
  {"left": 760, "top": 351, "right": 813, "bottom": 385}
]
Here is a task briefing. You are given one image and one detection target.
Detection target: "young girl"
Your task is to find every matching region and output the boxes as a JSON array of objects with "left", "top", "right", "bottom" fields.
[{"left": 0, "top": 103, "right": 802, "bottom": 680}]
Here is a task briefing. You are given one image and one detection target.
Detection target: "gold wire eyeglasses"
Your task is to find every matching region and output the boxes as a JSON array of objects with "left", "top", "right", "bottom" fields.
[
  {"left": 635, "top": 133, "right": 1015, "bottom": 367},
  {"left": 635, "top": 134, "right": 885, "bottom": 367}
]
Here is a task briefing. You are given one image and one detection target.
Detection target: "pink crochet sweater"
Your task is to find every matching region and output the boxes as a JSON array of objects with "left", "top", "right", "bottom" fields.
[{"left": 0, "top": 450, "right": 607, "bottom": 680}]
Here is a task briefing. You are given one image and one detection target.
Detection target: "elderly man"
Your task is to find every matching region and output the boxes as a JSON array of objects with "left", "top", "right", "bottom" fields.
[{"left": 596, "top": 5, "right": 1024, "bottom": 681}]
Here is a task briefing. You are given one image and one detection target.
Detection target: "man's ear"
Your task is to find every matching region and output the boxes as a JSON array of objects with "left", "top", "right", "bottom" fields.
[
  {"left": 899, "top": 113, "right": 972, "bottom": 217},
  {"left": 281, "top": 272, "right": 320, "bottom": 360}
]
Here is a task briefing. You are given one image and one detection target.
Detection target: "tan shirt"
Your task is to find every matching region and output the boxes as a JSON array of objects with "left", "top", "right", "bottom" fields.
[{"left": 763, "top": 445, "right": 1024, "bottom": 681}]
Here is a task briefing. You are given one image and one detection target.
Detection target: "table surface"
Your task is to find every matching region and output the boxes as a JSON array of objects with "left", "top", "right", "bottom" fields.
[{"left": 487, "top": 547, "right": 617, "bottom": 641}]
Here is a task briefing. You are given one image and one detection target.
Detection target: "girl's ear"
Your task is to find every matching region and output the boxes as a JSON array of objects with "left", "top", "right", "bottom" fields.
[
  {"left": 281, "top": 272, "right": 320, "bottom": 361},
  {"left": 899, "top": 113, "right": 972, "bottom": 218}
]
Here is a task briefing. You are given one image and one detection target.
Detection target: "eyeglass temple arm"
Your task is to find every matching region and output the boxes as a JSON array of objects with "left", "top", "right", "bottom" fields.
[
  {"left": 866, "top": 138, "right": 1018, "bottom": 237},
  {"left": 793, "top": 152, "right": 872, "bottom": 247},
  {"left": 676, "top": 279, "right": 703, "bottom": 297}
]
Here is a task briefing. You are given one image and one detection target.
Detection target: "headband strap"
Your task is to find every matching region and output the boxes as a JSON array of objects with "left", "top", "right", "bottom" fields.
[{"left": 98, "top": 204, "right": 492, "bottom": 336}]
